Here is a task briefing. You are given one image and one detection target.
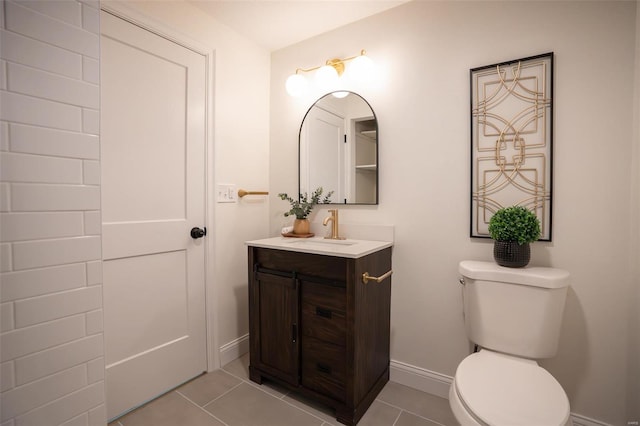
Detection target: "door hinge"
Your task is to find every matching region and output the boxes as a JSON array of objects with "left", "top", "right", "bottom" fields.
[{"left": 344, "top": 134, "right": 347, "bottom": 143}]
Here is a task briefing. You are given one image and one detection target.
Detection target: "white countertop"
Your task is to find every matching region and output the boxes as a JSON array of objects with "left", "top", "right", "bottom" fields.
[{"left": 246, "top": 236, "right": 392, "bottom": 258}]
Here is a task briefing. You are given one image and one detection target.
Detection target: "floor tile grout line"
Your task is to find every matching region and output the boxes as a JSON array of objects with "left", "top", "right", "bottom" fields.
[
  {"left": 390, "top": 408, "right": 403, "bottom": 426},
  {"left": 229, "top": 370, "right": 294, "bottom": 401},
  {"left": 216, "top": 376, "right": 332, "bottom": 425},
  {"left": 175, "top": 389, "right": 230, "bottom": 426},
  {"left": 242, "top": 380, "right": 330, "bottom": 425},
  {"left": 220, "top": 365, "right": 292, "bottom": 398},
  {"left": 221, "top": 361, "right": 452, "bottom": 426},
  {"left": 197, "top": 379, "right": 245, "bottom": 408},
  {"left": 375, "top": 398, "right": 449, "bottom": 426}
]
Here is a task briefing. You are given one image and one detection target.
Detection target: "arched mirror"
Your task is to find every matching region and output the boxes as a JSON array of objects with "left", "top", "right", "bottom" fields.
[{"left": 299, "top": 91, "right": 378, "bottom": 204}]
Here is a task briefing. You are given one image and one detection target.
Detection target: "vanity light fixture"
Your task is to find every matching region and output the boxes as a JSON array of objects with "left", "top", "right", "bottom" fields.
[{"left": 285, "top": 49, "right": 374, "bottom": 97}]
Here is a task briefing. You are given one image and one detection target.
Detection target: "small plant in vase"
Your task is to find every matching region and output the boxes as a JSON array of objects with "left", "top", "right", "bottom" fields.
[
  {"left": 278, "top": 187, "right": 333, "bottom": 235},
  {"left": 488, "top": 206, "right": 541, "bottom": 268}
]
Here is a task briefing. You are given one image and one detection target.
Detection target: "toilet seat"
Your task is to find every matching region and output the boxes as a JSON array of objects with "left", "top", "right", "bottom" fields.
[{"left": 454, "top": 350, "right": 570, "bottom": 426}]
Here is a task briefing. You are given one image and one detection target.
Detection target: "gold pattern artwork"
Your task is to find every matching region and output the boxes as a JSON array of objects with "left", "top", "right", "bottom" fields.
[{"left": 470, "top": 53, "right": 553, "bottom": 240}]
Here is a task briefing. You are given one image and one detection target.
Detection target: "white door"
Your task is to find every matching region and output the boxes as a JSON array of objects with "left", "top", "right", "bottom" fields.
[
  {"left": 300, "top": 108, "right": 345, "bottom": 201},
  {"left": 100, "top": 11, "right": 207, "bottom": 419}
]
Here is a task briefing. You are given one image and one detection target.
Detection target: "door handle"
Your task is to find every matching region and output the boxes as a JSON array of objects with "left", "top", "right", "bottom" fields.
[{"left": 190, "top": 227, "right": 207, "bottom": 239}]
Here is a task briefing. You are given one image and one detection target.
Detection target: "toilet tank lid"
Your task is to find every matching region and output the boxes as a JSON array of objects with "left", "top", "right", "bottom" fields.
[{"left": 459, "top": 260, "right": 570, "bottom": 289}]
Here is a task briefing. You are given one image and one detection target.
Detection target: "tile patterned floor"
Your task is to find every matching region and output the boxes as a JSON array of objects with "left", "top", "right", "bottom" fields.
[{"left": 108, "top": 354, "right": 457, "bottom": 426}]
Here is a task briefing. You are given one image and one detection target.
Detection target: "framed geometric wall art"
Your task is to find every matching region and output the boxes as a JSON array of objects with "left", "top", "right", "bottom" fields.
[{"left": 470, "top": 52, "right": 553, "bottom": 241}]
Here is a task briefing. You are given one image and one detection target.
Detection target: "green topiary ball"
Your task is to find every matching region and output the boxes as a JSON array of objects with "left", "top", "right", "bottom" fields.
[{"left": 488, "top": 206, "right": 541, "bottom": 245}]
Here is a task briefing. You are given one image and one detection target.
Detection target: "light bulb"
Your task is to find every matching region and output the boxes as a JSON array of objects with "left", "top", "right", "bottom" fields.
[
  {"left": 347, "top": 54, "right": 374, "bottom": 84},
  {"left": 285, "top": 74, "right": 308, "bottom": 97},
  {"left": 332, "top": 91, "right": 349, "bottom": 99},
  {"left": 315, "top": 65, "right": 339, "bottom": 92}
]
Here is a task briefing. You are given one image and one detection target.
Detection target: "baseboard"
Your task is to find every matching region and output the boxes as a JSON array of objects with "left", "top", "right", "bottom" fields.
[
  {"left": 219, "top": 334, "right": 249, "bottom": 367},
  {"left": 389, "top": 359, "right": 453, "bottom": 399},
  {"left": 222, "top": 343, "right": 610, "bottom": 426},
  {"left": 389, "top": 359, "right": 610, "bottom": 426}
]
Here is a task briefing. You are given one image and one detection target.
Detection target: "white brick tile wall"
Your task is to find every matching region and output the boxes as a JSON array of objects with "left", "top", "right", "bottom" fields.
[
  {"left": 60, "top": 414, "right": 88, "bottom": 426},
  {"left": 82, "top": 57, "right": 99, "bottom": 84},
  {"left": 0, "top": 30, "right": 83, "bottom": 79},
  {"left": 0, "top": 302, "right": 14, "bottom": 332},
  {"left": 0, "top": 212, "right": 84, "bottom": 242},
  {"left": 1, "top": 0, "right": 105, "bottom": 423},
  {"left": 7, "top": 63, "right": 99, "bottom": 109},
  {"left": 0, "top": 91, "right": 83, "bottom": 131},
  {"left": 11, "top": 184, "right": 100, "bottom": 211},
  {"left": 85, "top": 309, "right": 103, "bottom": 335},
  {"left": 82, "top": 160, "right": 100, "bottom": 185},
  {"left": 0, "top": 60, "right": 6, "bottom": 90},
  {"left": 15, "top": 381, "right": 104, "bottom": 426},
  {"left": 9, "top": 124, "right": 100, "bottom": 160},
  {"left": 18, "top": 1, "right": 82, "bottom": 26},
  {"left": 87, "top": 358, "right": 104, "bottom": 384},
  {"left": 0, "top": 314, "right": 86, "bottom": 362},
  {"left": 81, "top": 108, "right": 99, "bottom": 135},
  {"left": 0, "top": 361, "right": 15, "bottom": 393},
  {"left": 0, "top": 152, "right": 83, "bottom": 184},
  {"left": 1, "top": 364, "right": 87, "bottom": 421},
  {"left": 83, "top": 211, "right": 101, "bottom": 235},
  {"left": 0, "top": 264, "right": 86, "bottom": 302},
  {"left": 88, "top": 405, "right": 106, "bottom": 426},
  {"left": 14, "top": 285, "right": 102, "bottom": 327},
  {"left": 5, "top": 1, "right": 99, "bottom": 58},
  {"left": 1, "top": 122, "right": 9, "bottom": 151},
  {"left": 15, "top": 334, "right": 103, "bottom": 385},
  {"left": 12, "top": 236, "right": 101, "bottom": 270},
  {"left": 0, "top": 242, "right": 11, "bottom": 272},
  {"left": 81, "top": 3, "right": 99, "bottom": 34},
  {"left": 86, "top": 260, "right": 102, "bottom": 286},
  {"left": 0, "top": 183, "right": 9, "bottom": 211}
]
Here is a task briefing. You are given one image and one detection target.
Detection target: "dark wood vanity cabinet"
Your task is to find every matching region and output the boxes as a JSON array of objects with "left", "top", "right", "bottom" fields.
[{"left": 248, "top": 246, "right": 392, "bottom": 426}]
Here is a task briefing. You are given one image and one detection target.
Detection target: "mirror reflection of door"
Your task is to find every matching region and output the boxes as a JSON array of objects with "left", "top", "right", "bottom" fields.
[
  {"left": 299, "top": 92, "right": 378, "bottom": 205},
  {"left": 300, "top": 107, "right": 345, "bottom": 202}
]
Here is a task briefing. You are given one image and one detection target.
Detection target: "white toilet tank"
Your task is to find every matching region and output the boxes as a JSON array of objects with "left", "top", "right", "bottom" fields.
[{"left": 459, "top": 260, "right": 570, "bottom": 359}]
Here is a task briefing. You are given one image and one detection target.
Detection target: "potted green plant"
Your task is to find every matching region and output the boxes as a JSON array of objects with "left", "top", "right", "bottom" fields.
[
  {"left": 488, "top": 205, "right": 541, "bottom": 268},
  {"left": 278, "top": 187, "right": 333, "bottom": 235}
]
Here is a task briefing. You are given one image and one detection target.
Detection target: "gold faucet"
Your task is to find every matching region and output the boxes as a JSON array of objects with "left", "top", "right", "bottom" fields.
[{"left": 323, "top": 209, "right": 345, "bottom": 240}]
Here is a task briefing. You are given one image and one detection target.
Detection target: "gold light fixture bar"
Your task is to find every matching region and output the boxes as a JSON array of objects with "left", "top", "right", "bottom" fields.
[{"left": 292, "top": 49, "right": 367, "bottom": 76}]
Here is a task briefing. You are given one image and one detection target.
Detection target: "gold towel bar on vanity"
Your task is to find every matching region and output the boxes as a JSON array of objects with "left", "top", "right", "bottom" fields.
[
  {"left": 238, "top": 189, "right": 269, "bottom": 198},
  {"left": 362, "top": 270, "right": 393, "bottom": 284}
]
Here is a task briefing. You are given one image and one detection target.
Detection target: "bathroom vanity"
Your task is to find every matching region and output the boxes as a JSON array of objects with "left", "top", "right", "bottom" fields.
[{"left": 246, "top": 237, "right": 392, "bottom": 426}]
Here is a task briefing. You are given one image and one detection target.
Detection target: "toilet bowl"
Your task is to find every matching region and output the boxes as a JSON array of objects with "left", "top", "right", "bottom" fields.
[
  {"left": 449, "top": 350, "right": 572, "bottom": 426},
  {"left": 451, "top": 261, "right": 573, "bottom": 426}
]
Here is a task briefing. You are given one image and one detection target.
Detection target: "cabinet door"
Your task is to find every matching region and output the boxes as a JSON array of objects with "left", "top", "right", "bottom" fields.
[{"left": 252, "top": 271, "right": 300, "bottom": 386}]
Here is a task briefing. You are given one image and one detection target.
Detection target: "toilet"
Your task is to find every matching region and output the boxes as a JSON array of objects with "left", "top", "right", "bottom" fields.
[{"left": 450, "top": 260, "right": 572, "bottom": 426}]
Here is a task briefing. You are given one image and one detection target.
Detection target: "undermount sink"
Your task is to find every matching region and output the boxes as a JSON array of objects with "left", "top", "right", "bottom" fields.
[{"left": 246, "top": 236, "right": 392, "bottom": 258}]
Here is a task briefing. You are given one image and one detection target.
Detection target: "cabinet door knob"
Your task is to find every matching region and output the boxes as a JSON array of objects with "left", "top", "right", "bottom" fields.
[{"left": 190, "top": 227, "right": 207, "bottom": 239}]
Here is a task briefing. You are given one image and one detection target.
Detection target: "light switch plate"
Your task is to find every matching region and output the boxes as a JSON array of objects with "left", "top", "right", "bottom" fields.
[{"left": 217, "top": 184, "right": 237, "bottom": 203}]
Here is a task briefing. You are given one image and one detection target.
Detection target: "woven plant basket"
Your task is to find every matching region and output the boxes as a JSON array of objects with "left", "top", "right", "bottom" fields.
[{"left": 493, "top": 241, "right": 530, "bottom": 268}]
